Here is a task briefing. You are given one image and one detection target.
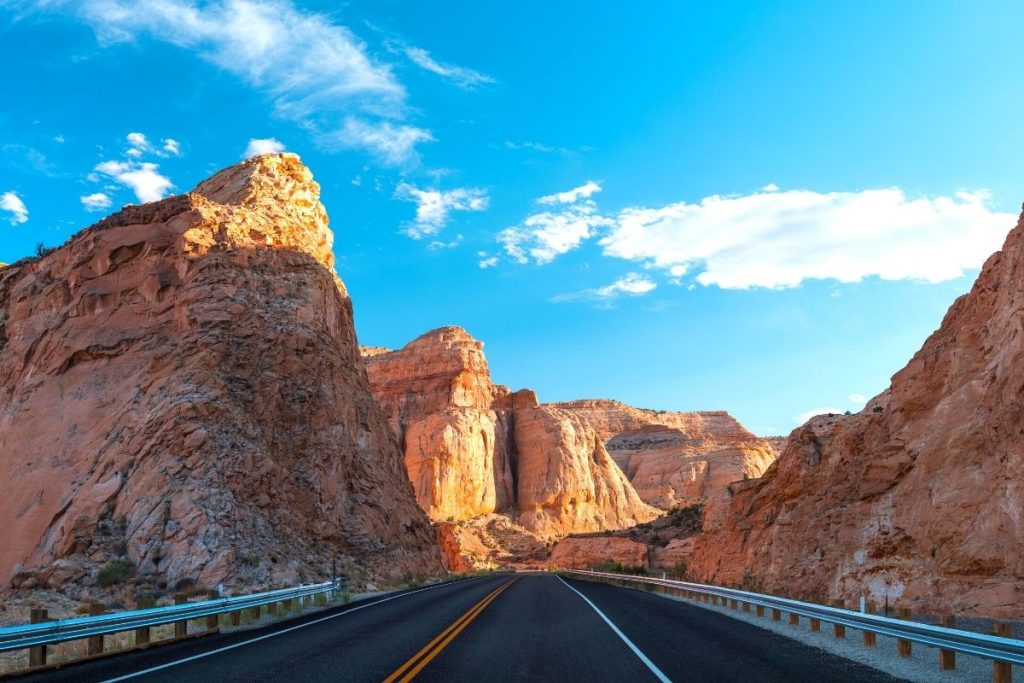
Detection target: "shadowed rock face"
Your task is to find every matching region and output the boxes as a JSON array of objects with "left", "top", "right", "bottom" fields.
[
  {"left": 690, "top": 211, "right": 1024, "bottom": 617},
  {"left": 363, "top": 330, "right": 659, "bottom": 537},
  {"left": 0, "top": 154, "right": 442, "bottom": 594}
]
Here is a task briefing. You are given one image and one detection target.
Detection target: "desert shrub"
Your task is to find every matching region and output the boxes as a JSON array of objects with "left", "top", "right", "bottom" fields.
[{"left": 96, "top": 561, "right": 135, "bottom": 588}]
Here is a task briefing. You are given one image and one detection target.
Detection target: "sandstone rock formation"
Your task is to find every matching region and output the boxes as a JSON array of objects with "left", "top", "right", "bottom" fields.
[
  {"left": 555, "top": 400, "right": 777, "bottom": 522},
  {"left": 0, "top": 153, "right": 442, "bottom": 595},
  {"left": 548, "top": 537, "right": 649, "bottom": 570},
  {"left": 690, "top": 211, "right": 1024, "bottom": 617},
  {"left": 363, "top": 331, "right": 659, "bottom": 541}
]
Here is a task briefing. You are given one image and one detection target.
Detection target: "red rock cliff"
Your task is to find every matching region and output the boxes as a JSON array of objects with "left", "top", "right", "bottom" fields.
[
  {"left": 363, "top": 331, "right": 659, "bottom": 537},
  {"left": 0, "top": 154, "right": 442, "bottom": 594},
  {"left": 691, "top": 211, "right": 1024, "bottom": 617}
]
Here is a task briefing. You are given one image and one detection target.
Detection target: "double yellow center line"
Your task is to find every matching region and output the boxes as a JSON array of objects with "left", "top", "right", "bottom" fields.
[{"left": 383, "top": 577, "right": 518, "bottom": 683}]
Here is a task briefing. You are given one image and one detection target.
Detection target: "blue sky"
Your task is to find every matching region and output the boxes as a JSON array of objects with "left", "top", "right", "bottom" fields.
[{"left": 2, "top": 1, "right": 1023, "bottom": 434}]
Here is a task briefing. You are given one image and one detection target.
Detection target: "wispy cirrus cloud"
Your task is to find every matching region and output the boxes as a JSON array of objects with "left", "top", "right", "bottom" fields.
[
  {"left": 26, "top": 0, "right": 430, "bottom": 164},
  {"left": 395, "top": 184, "right": 489, "bottom": 238},
  {"left": 551, "top": 273, "right": 657, "bottom": 304},
  {"left": 403, "top": 45, "right": 495, "bottom": 89}
]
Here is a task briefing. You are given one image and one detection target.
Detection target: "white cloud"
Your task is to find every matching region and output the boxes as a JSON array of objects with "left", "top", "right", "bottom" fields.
[
  {"left": 538, "top": 181, "right": 602, "bottom": 205},
  {"left": 551, "top": 273, "right": 657, "bottom": 303},
  {"left": 243, "top": 137, "right": 286, "bottom": 158},
  {"left": 404, "top": 45, "right": 495, "bottom": 89},
  {"left": 849, "top": 393, "right": 868, "bottom": 404},
  {"left": 54, "top": 135, "right": 65, "bottom": 143},
  {"left": 499, "top": 183, "right": 612, "bottom": 265},
  {"left": 126, "top": 131, "right": 149, "bottom": 150},
  {"left": 427, "top": 234, "right": 463, "bottom": 250},
  {"left": 600, "top": 187, "right": 1016, "bottom": 289},
  {"left": 794, "top": 407, "right": 844, "bottom": 424},
  {"left": 80, "top": 192, "right": 112, "bottom": 211},
  {"left": 94, "top": 160, "right": 173, "bottom": 203},
  {"left": 162, "top": 138, "right": 181, "bottom": 156},
  {"left": 324, "top": 118, "right": 433, "bottom": 165},
  {"left": 478, "top": 252, "right": 499, "bottom": 269},
  {"left": 762, "top": 183, "right": 779, "bottom": 192},
  {"left": 0, "top": 191, "right": 28, "bottom": 225},
  {"left": 395, "top": 184, "right": 489, "bottom": 238},
  {"left": 40, "top": 0, "right": 429, "bottom": 164}
]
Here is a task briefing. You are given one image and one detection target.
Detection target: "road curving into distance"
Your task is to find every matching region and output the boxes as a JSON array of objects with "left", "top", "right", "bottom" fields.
[{"left": 17, "top": 573, "right": 902, "bottom": 682}]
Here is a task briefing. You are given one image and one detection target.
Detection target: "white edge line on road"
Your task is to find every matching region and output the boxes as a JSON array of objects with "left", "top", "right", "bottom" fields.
[
  {"left": 556, "top": 575, "right": 673, "bottom": 683},
  {"left": 100, "top": 578, "right": 478, "bottom": 683}
]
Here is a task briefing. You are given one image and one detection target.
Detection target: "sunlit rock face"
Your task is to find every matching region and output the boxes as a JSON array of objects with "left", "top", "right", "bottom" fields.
[
  {"left": 0, "top": 154, "right": 442, "bottom": 594},
  {"left": 690, "top": 210, "right": 1024, "bottom": 617},
  {"left": 363, "top": 332, "right": 659, "bottom": 538}
]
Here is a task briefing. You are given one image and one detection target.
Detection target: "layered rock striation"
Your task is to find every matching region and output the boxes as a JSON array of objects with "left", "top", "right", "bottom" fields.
[
  {"left": 690, "top": 211, "right": 1024, "bottom": 617},
  {"left": 363, "top": 330, "right": 658, "bottom": 537},
  {"left": 0, "top": 154, "right": 442, "bottom": 594}
]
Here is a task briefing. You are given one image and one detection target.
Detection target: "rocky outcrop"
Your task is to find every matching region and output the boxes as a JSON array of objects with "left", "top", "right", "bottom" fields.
[
  {"left": 0, "top": 154, "right": 442, "bottom": 595},
  {"left": 556, "top": 400, "right": 777, "bottom": 517},
  {"left": 690, "top": 211, "right": 1024, "bottom": 617},
  {"left": 362, "top": 334, "right": 659, "bottom": 539},
  {"left": 548, "top": 537, "right": 649, "bottom": 570},
  {"left": 363, "top": 327, "right": 513, "bottom": 522}
]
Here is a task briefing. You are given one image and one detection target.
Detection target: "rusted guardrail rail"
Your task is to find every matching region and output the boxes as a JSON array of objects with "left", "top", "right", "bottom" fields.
[{"left": 563, "top": 569, "right": 1024, "bottom": 681}]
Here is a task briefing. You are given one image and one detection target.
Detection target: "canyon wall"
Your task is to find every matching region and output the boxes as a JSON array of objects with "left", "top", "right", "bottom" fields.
[
  {"left": 690, "top": 211, "right": 1024, "bottom": 617},
  {"left": 363, "top": 331, "right": 659, "bottom": 537},
  {"left": 0, "top": 154, "right": 442, "bottom": 595}
]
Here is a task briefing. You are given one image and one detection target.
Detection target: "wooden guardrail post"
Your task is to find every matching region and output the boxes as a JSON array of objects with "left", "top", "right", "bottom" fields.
[
  {"left": 896, "top": 608, "right": 912, "bottom": 657},
  {"left": 29, "top": 608, "right": 49, "bottom": 668},
  {"left": 268, "top": 601, "right": 277, "bottom": 616},
  {"left": 135, "top": 598, "right": 154, "bottom": 645},
  {"left": 993, "top": 623, "right": 1012, "bottom": 683},
  {"left": 174, "top": 596, "right": 188, "bottom": 638},
  {"left": 742, "top": 601, "right": 750, "bottom": 612},
  {"left": 771, "top": 608, "right": 781, "bottom": 621},
  {"left": 789, "top": 613, "right": 799, "bottom": 626},
  {"left": 755, "top": 605, "right": 765, "bottom": 618},
  {"left": 862, "top": 603, "right": 876, "bottom": 647},
  {"left": 832, "top": 600, "right": 846, "bottom": 638},
  {"left": 730, "top": 599, "right": 738, "bottom": 610},
  {"left": 206, "top": 612, "right": 219, "bottom": 631},
  {"left": 249, "top": 602, "right": 261, "bottom": 621},
  {"left": 810, "top": 615, "right": 821, "bottom": 632},
  {"left": 938, "top": 615, "right": 955, "bottom": 669},
  {"left": 87, "top": 603, "right": 105, "bottom": 655}
]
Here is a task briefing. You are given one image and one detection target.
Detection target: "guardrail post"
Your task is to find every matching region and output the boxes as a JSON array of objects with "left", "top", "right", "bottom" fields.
[
  {"left": 939, "top": 615, "right": 955, "bottom": 669},
  {"left": 788, "top": 613, "right": 799, "bottom": 626},
  {"left": 771, "top": 608, "right": 781, "bottom": 621},
  {"left": 174, "top": 596, "right": 188, "bottom": 638},
  {"left": 135, "top": 598, "right": 154, "bottom": 645},
  {"left": 862, "top": 603, "right": 876, "bottom": 647},
  {"left": 832, "top": 600, "right": 846, "bottom": 638},
  {"left": 730, "top": 599, "right": 738, "bottom": 610},
  {"left": 206, "top": 612, "right": 218, "bottom": 631},
  {"left": 993, "top": 623, "right": 1012, "bottom": 683},
  {"left": 756, "top": 605, "right": 765, "bottom": 618},
  {"left": 742, "top": 602, "right": 750, "bottom": 612},
  {"left": 29, "top": 608, "right": 49, "bottom": 668},
  {"left": 87, "top": 603, "right": 105, "bottom": 655},
  {"left": 896, "top": 608, "right": 912, "bottom": 657},
  {"left": 268, "top": 601, "right": 277, "bottom": 617}
]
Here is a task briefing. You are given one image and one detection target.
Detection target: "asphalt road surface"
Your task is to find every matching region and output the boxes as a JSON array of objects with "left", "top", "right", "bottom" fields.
[{"left": 19, "top": 573, "right": 902, "bottom": 682}]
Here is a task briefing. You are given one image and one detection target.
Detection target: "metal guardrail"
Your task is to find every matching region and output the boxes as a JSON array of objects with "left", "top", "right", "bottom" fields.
[
  {"left": 564, "top": 570, "right": 1024, "bottom": 666},
  {"left": 0, "top": 578, "right": 346, "bottom": 653}
]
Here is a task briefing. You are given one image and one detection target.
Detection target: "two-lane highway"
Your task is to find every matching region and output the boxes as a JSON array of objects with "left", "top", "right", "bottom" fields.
[{"left": 20, "top": 573, "right": 902, "bottom": 682}]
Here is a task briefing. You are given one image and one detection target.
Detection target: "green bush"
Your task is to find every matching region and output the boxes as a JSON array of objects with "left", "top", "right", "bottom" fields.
[{"left": 96, "top": 560, "right": 135, "bottom": 587}]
